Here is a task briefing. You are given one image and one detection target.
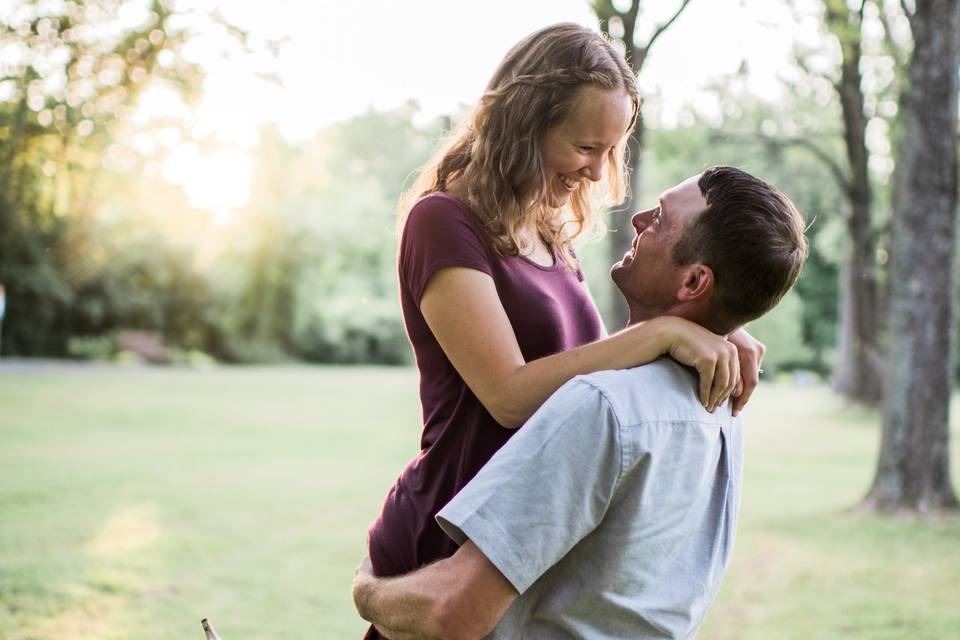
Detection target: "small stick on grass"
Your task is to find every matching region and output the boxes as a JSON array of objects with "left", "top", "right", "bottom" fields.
[{"left": 201, "top": 618, "right": 222, "bottom": 640}]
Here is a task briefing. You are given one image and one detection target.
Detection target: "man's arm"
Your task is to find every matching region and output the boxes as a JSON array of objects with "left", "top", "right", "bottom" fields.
[
  {"left": 352, "top": 541, "right": 518, "bottom": 640},
  {"left": 354, "top": 378, "right": 620, "bottom": 638}
]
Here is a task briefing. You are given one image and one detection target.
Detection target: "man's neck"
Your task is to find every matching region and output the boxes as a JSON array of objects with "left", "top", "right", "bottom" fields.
[
  {"left": 626, "top": 306, "right": 684, "bottom": 329},
  {"left": 626, "top": 305, "right": 725, "bottom": 336}
]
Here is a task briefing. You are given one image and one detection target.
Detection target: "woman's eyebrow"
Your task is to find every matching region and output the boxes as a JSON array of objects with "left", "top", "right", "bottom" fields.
[{"left": 577, "top": 139, "right": 617, "bottom": 148}]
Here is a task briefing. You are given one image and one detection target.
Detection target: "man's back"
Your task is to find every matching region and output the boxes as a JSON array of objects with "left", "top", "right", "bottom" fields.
[{"left": 437, "top": 358, "right": 743, "bottom": 639}]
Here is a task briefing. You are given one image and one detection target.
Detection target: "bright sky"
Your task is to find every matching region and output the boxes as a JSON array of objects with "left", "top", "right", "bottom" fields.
[{"left": 147, "top": 0, "right": 820, "bottom": 215}]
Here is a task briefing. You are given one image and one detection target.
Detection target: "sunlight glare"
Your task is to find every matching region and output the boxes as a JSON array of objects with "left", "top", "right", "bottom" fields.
[{"left": 163, "top": 143, "right": 252, "bottom": 222}]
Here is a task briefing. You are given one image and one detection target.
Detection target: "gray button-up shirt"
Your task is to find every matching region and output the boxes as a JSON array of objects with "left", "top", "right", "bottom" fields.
[{"left": 437, "top": 358, "right": 744, "bottom": 639}]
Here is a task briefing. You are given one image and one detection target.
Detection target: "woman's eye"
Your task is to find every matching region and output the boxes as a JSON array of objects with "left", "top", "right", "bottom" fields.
[{"left": 579, "top": 146, "right": 593, "bottom": 153}]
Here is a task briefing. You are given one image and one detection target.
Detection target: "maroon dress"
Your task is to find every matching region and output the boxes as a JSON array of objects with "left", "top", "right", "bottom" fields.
[{"left": 364, "top": 193, "right": 604, "bottom": 636}]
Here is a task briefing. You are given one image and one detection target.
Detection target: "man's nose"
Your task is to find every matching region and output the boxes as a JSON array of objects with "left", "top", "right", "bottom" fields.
[{"left": 632, "top": 208, "right": 654, "bottom": 232}]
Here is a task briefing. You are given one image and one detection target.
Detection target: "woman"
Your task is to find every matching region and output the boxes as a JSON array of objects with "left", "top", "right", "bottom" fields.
[{"left": 366, "top": 22, "right": 761, "bottom": 602}]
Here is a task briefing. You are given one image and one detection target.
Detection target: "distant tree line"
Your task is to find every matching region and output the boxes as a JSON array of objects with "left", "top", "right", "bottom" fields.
[{"left": 0, "top": 0, "right": 868, "bottom": 372}]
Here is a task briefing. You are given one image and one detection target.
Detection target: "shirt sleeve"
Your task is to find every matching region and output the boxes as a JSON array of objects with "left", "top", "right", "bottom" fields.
[
  {"left": 436, "top": 378, "right": 622, "bottom": 594},
  {"left": 399, "top": 195, "right": 494, "bottom": 305}
]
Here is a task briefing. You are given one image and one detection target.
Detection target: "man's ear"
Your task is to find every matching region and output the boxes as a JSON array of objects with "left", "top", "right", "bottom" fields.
[{"left": 676, "top": 264, "right": 714, "bottom": 302}]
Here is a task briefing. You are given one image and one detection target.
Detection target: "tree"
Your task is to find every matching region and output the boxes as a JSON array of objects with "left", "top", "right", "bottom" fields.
[
  {"left": 821, "top": 0, "right": 883, "bottom": 404},
  {"left": 218, "top": 106, "right": 441, "bottom": 364},
  {"left": 863, "top": 0, "right": 960, "bottom": 513},
  {"left": 591, "top": 0, "right": 693, "bottom": 329},
  {"left": 0, "top": 0, "right": 203, "bottom": 354},
  {"left": 0, "top": 1, "right": 259, "bottom": 357},
  {"left": 733, "top": 0, "right": 895, "bottom": 401}
]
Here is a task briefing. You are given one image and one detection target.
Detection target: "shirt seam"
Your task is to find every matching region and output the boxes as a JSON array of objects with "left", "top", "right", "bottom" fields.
[
  {"left": 571, "top": 377, "right": 627, "bottom": 491},
  {"left": 407, "top": 257, "right": 493, "bottom": 304}
]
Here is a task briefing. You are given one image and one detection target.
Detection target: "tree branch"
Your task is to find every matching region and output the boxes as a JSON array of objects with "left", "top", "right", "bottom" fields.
[
  {"left": 645, "top": 0, "right": 692, "bottom": 51},
  {"left": 632, "top": 0, "right": 693, "bottom": 70},
  {"left": 625, "top": 0, "right": 641, "bottom": 37},
  {"left": 782, "top": 135, "right": 853, "bottom": 195},
  {"left": 718, "top": 131, "right": 852, "bottom": 196}
]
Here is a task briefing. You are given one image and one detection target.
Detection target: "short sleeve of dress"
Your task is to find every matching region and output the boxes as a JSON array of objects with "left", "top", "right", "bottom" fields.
[{"left": 399, "top": 195, "right": 494, "bottom": 305}]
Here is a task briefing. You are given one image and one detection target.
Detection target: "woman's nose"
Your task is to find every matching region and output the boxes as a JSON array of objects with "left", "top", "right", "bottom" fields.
[{"left": 581, "top": 154, "right": 604, "bottom": 182}]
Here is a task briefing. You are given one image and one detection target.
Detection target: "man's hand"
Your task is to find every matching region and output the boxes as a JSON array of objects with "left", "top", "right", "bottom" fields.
[
  {"left": 727, "top": 328, "right": 766, "bottom": 416},
  {"left": 350, "top": 544, "right": 518, "bottom": 640},
  {"left": 352, "top": 556, "right": 375, "bottom": 620}
]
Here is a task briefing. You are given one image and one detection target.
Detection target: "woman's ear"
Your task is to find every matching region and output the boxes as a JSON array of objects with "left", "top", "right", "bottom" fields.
[{"left": 676, "top": 264, "right": 714, "bottom": 302}]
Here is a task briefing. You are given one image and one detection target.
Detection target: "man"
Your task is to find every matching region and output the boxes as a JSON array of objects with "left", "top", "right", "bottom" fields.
[{"left": 353, "top": 166, "right": 808, "bottom": 640}]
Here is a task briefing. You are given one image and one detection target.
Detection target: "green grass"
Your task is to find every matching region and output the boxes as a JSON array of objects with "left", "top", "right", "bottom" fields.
[{"left": 1, "top": 365, "right": 959, "bottom": 639}]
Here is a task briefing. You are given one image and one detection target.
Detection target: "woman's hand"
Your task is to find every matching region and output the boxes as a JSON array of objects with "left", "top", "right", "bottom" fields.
[
  {"left": 727, "top": 327, "right": 766, "bottom": 417},
  {"left": 655, "top": 316, "right": 739, "bottom": 413}
]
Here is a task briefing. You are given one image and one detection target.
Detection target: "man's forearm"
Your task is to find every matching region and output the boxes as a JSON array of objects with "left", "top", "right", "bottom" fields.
[{"left": 352, "top": 544, "right": 516, "bottom": 640}]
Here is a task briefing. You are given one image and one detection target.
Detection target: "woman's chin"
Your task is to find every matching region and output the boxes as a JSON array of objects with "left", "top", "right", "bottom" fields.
[{"left": 546, "top": 190, "right": 572, "bottom": 209}]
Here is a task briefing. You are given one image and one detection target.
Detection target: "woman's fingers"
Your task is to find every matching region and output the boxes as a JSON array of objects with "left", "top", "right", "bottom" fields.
[
  {"left": 727, "top": 328, "right": 766, "bottom": 415},
  {"left": 726, "top": 344, "right": 740, "bottom": 409},
  {"left": 698, "top": 358, "right": 715, "bottom": 409},
  {"left": 707, "top": 356, "right": 724, "bottom": 412},
  {"left": 707, "top": 343, "right": 737, "bottom": 412},
  {"left": 732, "top": 378, "right": 752, "bottom": 416},
  {"left": 732, "top": 358, "right": 760, "bottom": 416},
  {"left": 668, "top": 321, "right": 748, "bottom": 412}
]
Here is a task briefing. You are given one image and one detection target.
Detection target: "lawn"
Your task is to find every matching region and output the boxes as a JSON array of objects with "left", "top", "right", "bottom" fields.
[{"left": 1, "top": 363, "right": 958, "bottom": 640}]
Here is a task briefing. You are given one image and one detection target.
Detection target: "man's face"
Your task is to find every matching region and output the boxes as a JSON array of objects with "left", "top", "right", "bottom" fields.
[{"left": 610, "top": 174, "right": 708, "bottom": 321}]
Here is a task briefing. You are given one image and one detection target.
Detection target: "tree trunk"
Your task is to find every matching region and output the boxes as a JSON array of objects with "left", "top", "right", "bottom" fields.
[
  {"left": 593, "top": 0, "right": 690, "bottom": 331},
  {"left": 825, "top": 0, "right": 883, "bottom": 404},
  {"left": 863, "top": 0, "right": 960, "bottom": 513},
  {"left": 606, "top": 115, "right": 644, "bottom": 329}
]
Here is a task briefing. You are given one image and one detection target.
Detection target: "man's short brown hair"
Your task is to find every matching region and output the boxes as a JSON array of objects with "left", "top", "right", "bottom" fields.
[{"left": 672, "top": 166, "right": 808, "bottom": 333}]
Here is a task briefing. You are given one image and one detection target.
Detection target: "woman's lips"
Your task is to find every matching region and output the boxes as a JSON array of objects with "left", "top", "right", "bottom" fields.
[{"left": 558, "top": 174, "right": 579, "bottom": 191}]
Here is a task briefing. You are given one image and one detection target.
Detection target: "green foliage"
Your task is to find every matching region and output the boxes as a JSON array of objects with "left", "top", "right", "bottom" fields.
[
  {"left": 1, "top": 2, "right": 848, "bottom": 369},
  {"left": 66, "top": 333, "right": 118, "bottom": 360},
  {"left": 0, "top": 1, "right": 439, "bottom": 364},
  {"left": 746, "top": 289, "right": 815, "bottom": 374},
  {"left": 0, "top": 0, "right": 204, "bottom": 356},
  {"left": 212, "top": 107, "right": 440, "bottom": 363}
]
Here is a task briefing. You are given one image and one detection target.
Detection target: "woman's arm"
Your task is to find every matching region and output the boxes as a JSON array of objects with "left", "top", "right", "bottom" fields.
[{"left": 420, "top": 267, "right": 739, "bottom": 428}]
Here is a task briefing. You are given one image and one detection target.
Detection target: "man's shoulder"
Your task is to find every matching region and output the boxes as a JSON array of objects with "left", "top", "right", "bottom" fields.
[
  {"left": 576, "top": 357, "right": 695, "bottom": 402},
  {"left": 574, "top": 358, "right": 719, "bottom": 428}
]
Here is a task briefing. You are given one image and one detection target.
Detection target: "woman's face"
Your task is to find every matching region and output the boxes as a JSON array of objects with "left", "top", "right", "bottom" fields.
[{"left": 540, "top": 86, "right": 634, "bottom": 208}]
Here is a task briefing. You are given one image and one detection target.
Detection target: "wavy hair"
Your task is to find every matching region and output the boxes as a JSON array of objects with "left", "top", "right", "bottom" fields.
[{"left": 397, "top": 23, "right": 639, "bottom": 268}]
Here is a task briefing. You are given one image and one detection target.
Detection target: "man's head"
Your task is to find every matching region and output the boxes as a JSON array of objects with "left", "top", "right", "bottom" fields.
[{"left": 611, "top": 165, "right": 808, "bottom": 334}]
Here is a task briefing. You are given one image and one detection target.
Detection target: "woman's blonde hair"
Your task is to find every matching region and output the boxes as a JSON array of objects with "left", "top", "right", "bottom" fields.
[{"left": 397, "top": 23, "right": 639, "bottom": 268}]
